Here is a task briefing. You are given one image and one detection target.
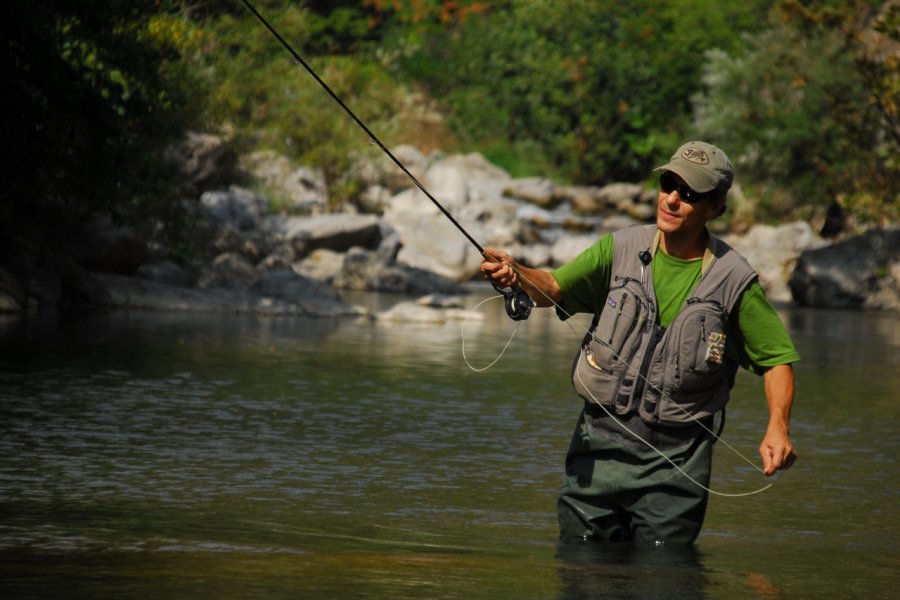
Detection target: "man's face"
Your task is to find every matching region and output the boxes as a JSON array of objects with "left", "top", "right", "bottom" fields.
[{"left": 656, "top": 172, "right": 721, "bottom": 238}]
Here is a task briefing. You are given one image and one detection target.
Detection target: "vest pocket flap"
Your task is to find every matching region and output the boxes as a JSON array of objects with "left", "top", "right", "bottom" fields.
[
  {"left": 570, "top": 279, "right": 647, "bottom": 410},
  {"left": 666, "top": 301, "right": 727, "bottom": 392},
  {"left": 591, "top": 282, "right": 644, "bottom": 365},
  {"left": 639, "top": 300, "right": 731, "bottom": 426}
]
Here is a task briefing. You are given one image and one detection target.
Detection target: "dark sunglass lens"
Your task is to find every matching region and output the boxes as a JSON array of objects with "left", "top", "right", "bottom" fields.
[
  {"left": 660, "top": 172, "right": 675, "bottom": 193},
  {"left": 660, "top": 171, "right": 706, "bottom": 203}
]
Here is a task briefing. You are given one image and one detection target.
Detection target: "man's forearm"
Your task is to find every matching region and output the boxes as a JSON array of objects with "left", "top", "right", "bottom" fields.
[
  {"left": 760, "top": 363, "right": 797, "bottom": 475},
  {"left": 764, "top": 363, "right": 794, "bottom": 429},
  {"left": 515, "top": 266, "right": 561, "bottom": 307}
]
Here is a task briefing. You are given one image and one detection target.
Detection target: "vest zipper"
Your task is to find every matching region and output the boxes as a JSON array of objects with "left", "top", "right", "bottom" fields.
[
  {"left": 608, "top": 293, "right": 628, "bottom": 345},
  {"left": 632, "top": 325, "right": 664, "bottom": 405}
]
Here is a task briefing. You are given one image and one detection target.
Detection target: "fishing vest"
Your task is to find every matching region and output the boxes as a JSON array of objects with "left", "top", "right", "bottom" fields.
[{"left": 570, "top": 224, "right": 757, "bottom": 426}]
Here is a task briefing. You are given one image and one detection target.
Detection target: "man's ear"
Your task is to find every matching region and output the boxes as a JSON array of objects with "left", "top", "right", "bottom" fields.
[{"left": 709, "top": 198, "right": 727, "bottom": 219}]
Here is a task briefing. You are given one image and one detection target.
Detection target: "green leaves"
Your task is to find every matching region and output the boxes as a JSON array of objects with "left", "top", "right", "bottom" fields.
[
  {"left": 2, "top": 0, "right": 198, "bottom": 250},
  {"left": 694, "top": 2, "right": 899, "bottom": 226},
  {"left": 408, "top": 0, "right": 772, "bottom": 184}
]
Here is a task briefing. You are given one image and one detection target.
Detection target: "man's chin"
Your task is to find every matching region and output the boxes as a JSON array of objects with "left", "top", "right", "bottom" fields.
[{"left": 656, "top": 215, "right": 680, "bottom": 232}]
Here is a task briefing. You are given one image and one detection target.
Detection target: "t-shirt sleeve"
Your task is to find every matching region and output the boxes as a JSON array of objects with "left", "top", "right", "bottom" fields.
[
  {"left": 727, "top": 281, "right": 801, "bottom": 374},
  {"left": 550, "top": 234, "right": 614, "bottom": 320}
]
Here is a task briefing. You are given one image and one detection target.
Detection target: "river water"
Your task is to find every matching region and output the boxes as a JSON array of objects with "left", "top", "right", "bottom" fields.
[{"left": 1, "top": 288, "right": 897, "bottom": 599}]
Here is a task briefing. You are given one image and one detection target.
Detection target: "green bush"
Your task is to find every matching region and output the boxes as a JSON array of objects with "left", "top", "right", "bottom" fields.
[
  {"left": 192, "top": 3, "right": 452, "bottom": 207},
  {"left": 1, "top": 0, "right": 203, "bottom": 255},
  {"left": 404, "top": 0, "right": 772, "bottom": 184},
  {"left": 694, "top": 2, "right": 899, "bottom": 227}
]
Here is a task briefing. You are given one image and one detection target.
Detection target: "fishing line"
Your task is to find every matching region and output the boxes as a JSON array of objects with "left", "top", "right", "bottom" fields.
[{"left": 506, "top": 264, "right": 775, "bottom": 497}]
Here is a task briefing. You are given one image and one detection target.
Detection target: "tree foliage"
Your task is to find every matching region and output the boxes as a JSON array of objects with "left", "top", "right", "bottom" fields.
[
  {"left": 1, "top": 0, "right": 201, "bottom": 255},
  {"left": 190, "top": 1, "right": 455, "bottom": 204},
  {"left": 403, "top": 0, "right": 773, "bottom": 183},
  {"left": 3, "top": 0, "right": 895, "bottom": 262},
  {"left": 694, "top": 0, "right": 899, "bottom": 227}
]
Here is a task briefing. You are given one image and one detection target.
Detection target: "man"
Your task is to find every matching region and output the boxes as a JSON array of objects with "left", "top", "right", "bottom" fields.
[{"left": 480, "top": 141, "right": 798, "bottom": 545}]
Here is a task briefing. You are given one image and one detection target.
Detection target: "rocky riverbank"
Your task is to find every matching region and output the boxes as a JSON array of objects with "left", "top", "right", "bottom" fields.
[{"left": 1, "top": 135, "right": 898, "bottom": 319}]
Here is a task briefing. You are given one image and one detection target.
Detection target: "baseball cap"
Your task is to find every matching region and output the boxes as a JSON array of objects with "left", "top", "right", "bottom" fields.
[{"left": 653, "top": 141, "right": 733, "bottom": 194}]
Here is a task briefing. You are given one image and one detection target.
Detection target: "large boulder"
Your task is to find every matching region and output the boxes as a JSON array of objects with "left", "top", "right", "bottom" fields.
[
  {"left": 393, "top": 216, "right": 484, "bottom": 281},
  {"left": 382, "top": 155, "right": 503, "bottom": 280},
  {"left": 168, "top": 131, "right": 234, "bottom": 194},
  {"left": 95, "top": 273, "right": 360, "bottom": 317},
  {"left": 293, "top": 249, "right": 345, "bottom": 282},
  {"left": 264, "top": 213, "right": 381, "bottom": 255},
  {"left": 723, "top": 222, "right": 827, "bottom": 302},
  {"left": 503, "top": 177, "right": 561, "bottom": 209},
  {"left": 333, "top": 247, "right": 467, "bottom": 296},
  {"left": 377, "top": 299, "right": 472, "bottom": 323},
  {"left": 789, "top": 227, "right": 900, "bottom": 310},
  {"left": 551, "top": 234, "right": 600, "bottom": 265},
  {"left": 353, "top": 144, "right": 432, "bottom": 193},
  {"left": 137, "top": 260, "right": 193, "bottom": 287},
  {"left": 197, "top": 252, "right": 260, "bottom": 290},
  {"left": 239, "top": 150, "right": 328, "bottom": 214},
  {"left": 200, "top": 186, "right": 268, "bottom": 231},
  {"left": 250, "top": 269, "right": 342, "bottom": 303}
]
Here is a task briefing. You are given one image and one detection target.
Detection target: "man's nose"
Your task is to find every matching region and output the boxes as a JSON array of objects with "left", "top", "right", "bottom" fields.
[{"left": 664, "top": 190, "right": 681, "bottom": 205}]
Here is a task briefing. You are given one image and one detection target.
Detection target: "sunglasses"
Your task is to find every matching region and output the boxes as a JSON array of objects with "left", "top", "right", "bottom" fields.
[{"left": 659, "top": 171, "right": 714, "bottom": 204}]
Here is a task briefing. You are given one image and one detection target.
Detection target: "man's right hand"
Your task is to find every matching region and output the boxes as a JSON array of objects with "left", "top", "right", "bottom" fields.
[
  {"left": 480, "top": 248, "right": 518, "bottom": 288},
  {"left": 480, "top": 248, "right": 561, "bottom": 307}
]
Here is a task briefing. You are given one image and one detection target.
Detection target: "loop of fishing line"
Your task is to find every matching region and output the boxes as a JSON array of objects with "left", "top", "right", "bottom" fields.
[
  {"left": 461, "top": 295, "right": 522, "bottom": 372},
  {"left": 572, "top": 366, "right": 773, "bottom": 498}
]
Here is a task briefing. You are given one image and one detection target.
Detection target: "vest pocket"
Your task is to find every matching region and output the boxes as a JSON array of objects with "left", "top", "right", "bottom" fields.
[
  {"left": 643, "top": 301, "right": 729, "bottom": 425},
  {"left": 668, "top": 303, "right": 727, "bottom": 392},
  {"left": 571, "top": 280, "right": 646, "bottom": 410},
  {"left": 571, "top": 343, "right": 622, "bottom": 408}
]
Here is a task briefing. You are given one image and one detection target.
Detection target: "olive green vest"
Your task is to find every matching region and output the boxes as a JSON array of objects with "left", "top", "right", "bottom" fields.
[{"left": 571, "top": 224, "right": 757, "bottom": 426}]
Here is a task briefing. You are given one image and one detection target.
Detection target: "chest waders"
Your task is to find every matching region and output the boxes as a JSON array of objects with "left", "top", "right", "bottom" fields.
[{"left": 558, "top": 224, "right": 758, "bottom": 544}]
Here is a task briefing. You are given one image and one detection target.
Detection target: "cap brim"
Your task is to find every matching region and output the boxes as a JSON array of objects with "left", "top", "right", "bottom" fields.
[{"left": 653, "top": 162, "right": 717, "bottom": 193}]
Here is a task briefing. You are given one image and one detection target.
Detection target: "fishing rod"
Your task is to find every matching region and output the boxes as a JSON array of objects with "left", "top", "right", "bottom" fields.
[
  {"left": 238, "top": 2, "right": 777, "bottom": 496},
  {"left": 238, "top": 0, "right": 532, "bottom": 320}
]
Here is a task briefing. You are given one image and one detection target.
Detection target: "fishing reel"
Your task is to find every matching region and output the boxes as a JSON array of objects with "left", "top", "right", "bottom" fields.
[{"left": 493, "top": 284, "right": 534, "bottom": 321}]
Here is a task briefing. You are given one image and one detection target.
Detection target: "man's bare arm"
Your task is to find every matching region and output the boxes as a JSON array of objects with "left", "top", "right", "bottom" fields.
[
  {"left": 480, "top": 248, "right": 561, "bottom": 307},
  {"left": 759, "top": 363, "right": 798, "bottom": 476}
]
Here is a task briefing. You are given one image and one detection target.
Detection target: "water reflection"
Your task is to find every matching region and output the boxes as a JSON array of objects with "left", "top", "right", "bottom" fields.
[
  {"left": 555, "top": 541, "right": 711, "bottom": 600},
  {"left": 555, "top": 540, "right": 789, "bottom": 600}
]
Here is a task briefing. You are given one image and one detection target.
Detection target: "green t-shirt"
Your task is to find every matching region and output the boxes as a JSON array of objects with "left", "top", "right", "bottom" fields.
[{"left": 551, "top": 233, "right": 800, "bottom": 374}]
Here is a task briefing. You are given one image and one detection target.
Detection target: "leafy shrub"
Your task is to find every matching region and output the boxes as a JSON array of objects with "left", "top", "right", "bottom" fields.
[
  {"left": 1, "top": 0, "right": 202, "bottom": 255},
  {"left": 694, "top": 2, "right": 899, "bottom": 227},
  {"left": 404, "top": 0, "right": 772, "bottom": 184},
  {"left": 191, "top": 3, "right": 454, "bottom": 208}
]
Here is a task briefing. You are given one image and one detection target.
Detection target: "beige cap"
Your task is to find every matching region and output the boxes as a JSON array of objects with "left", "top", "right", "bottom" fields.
[{"left": 653, "top": 141, "right": 733, "bottom": 194}]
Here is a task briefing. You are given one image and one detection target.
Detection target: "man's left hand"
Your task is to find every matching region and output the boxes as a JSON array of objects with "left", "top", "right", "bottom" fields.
[{"left": 760, "top": 424, "right": 797, "bottom": 476}]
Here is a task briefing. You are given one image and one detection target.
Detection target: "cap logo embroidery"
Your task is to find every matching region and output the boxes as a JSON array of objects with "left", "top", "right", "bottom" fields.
[{"left": 681, "top": 148, "right": 709, "bottom": 164}]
